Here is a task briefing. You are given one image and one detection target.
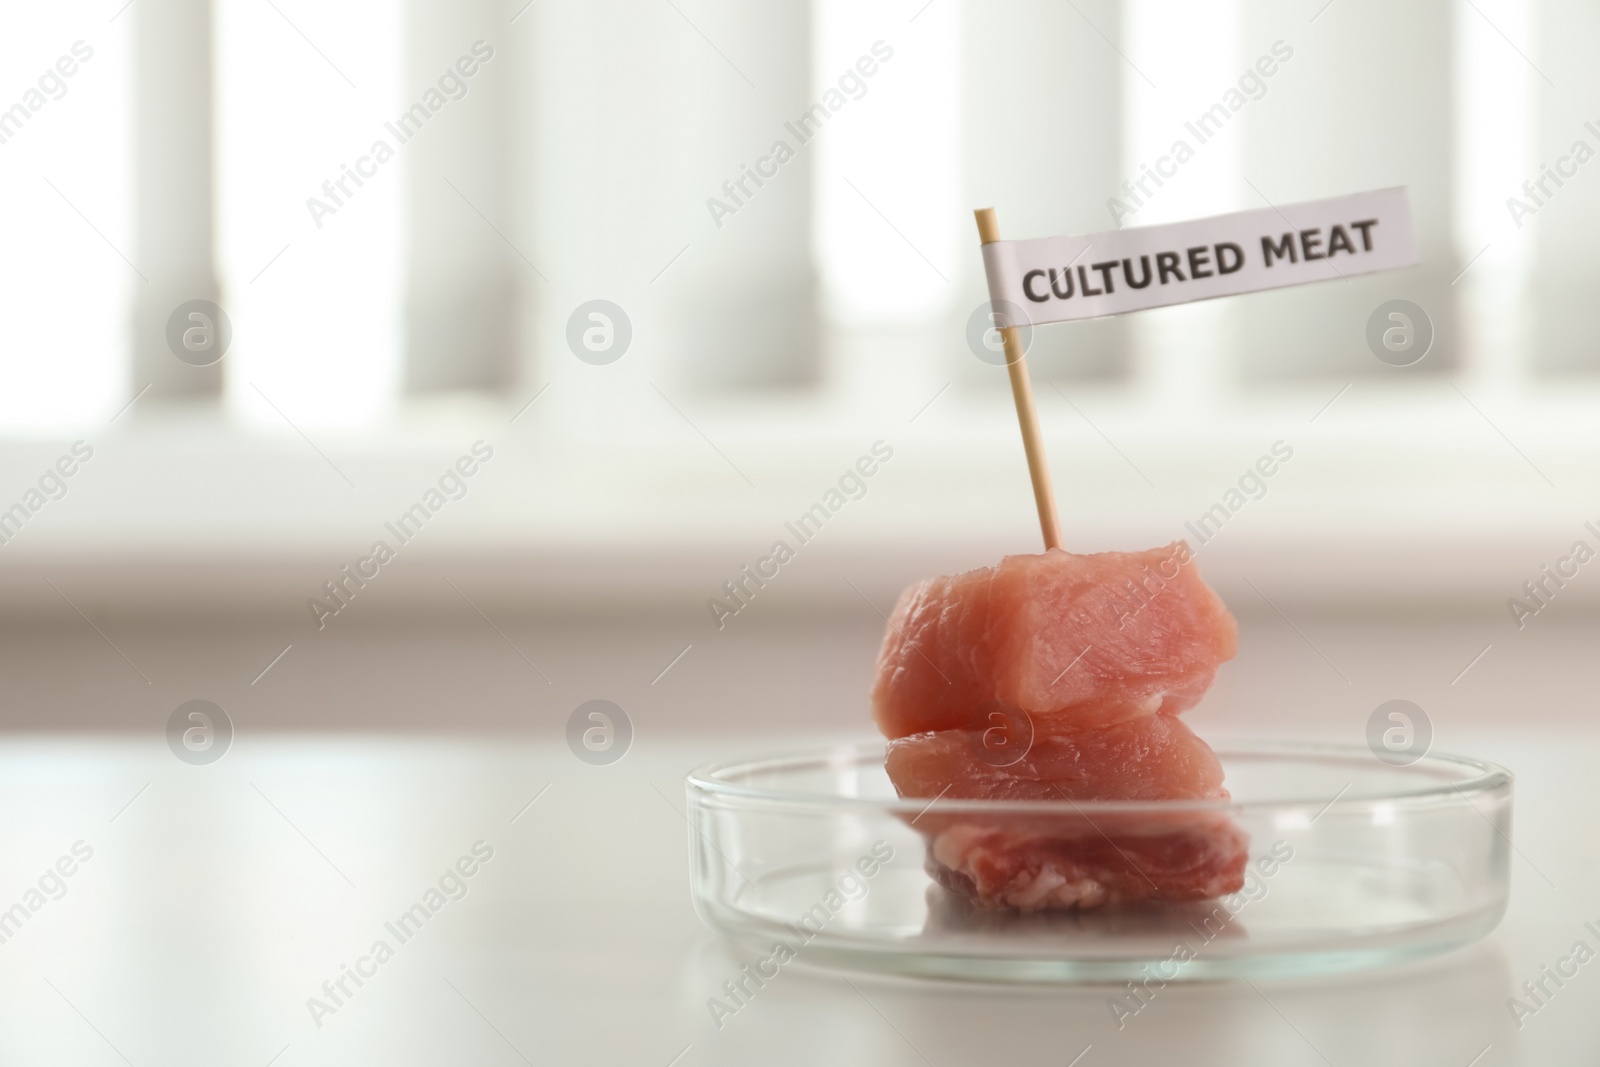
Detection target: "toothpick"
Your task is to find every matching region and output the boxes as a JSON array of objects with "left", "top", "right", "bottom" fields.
[{"left": 974, "top": 207, "right": 1063, "bottom": 551}]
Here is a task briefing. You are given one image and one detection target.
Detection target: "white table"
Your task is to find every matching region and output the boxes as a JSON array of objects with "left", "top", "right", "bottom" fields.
[{"left": 0, "top": 732, "right": 1591, "bottom": 1066}]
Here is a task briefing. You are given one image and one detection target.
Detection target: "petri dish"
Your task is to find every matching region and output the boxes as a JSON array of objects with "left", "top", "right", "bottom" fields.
[{"left": 684, "top": 739, "right": 1512, "bottom": 983}]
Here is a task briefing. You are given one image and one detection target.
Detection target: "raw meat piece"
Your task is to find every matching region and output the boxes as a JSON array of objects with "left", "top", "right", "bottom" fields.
[
  {"left": 871, "top": 543, "right": 1237, "bottom": 739},
  {"left": 921, "top": 814, "right": 1249, "bottom": 910},
  {"left": 921, "top": 881, "right": 1252, "bottom": 940},
  {"left": 886, "top": 716, "right": 1247, "bottom": 909},
  {"left": 870, "top": 544, "right": 1246, "bottom": 910},
  {"left": 884, "top": 713, "right": 1228, "bottom": 803}
]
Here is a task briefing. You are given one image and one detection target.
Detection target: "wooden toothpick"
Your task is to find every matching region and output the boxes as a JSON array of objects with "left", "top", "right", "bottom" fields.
[{"left": 974, "top": 207, "right": 1063, "bottom": 551}]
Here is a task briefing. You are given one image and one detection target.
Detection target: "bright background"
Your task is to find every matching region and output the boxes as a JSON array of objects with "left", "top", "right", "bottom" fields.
[
  {"left": 0, "top": 0, "right": 1594, "bottom": 737},
  {"left": 3, "top": 4, "right": 1599, "bottom": 1066}
]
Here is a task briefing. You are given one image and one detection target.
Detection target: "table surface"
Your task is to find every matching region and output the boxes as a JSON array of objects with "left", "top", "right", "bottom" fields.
[{"left": 0, "top": 731, "right": 1593, "bottom": 1067}]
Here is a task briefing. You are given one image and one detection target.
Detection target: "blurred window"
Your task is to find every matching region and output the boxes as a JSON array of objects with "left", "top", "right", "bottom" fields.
[{"left": 0, "top": 0, "right": 1586, "bottom": 435}]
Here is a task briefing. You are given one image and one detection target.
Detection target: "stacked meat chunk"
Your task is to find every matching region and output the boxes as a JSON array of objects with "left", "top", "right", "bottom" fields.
[{"left": 872, "top": 543, "right": 1248, "bottom": 910}]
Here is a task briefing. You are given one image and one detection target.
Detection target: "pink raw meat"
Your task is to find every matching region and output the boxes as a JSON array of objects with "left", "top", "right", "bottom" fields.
[
  {"left": 871, "top": 544, "right": 1246, "bottom": 909},
  {"left": 920, "top": 814, "right": 1250, "bottom": 910},
  {"left": 886, "top": 716, "right": 1247, "bottom": 909},
  {"left": 871, "top": 543, "right": 1237, "bottom": 739},
  {"left": 885, "top": 713, "right": 1229, "bottom": 803}
]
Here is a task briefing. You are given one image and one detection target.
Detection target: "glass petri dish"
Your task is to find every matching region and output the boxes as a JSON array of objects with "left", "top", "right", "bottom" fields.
[{"left": 685, "top": 739, "right": 1512, "bottom": 983}]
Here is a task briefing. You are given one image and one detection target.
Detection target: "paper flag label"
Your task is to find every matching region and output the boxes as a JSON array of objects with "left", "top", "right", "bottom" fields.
[{"left": 980, "top": 187, "right": 1418, "bottom": 325}]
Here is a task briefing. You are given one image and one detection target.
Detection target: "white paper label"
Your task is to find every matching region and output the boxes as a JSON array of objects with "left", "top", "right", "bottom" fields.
[{"left": 980, "top": 187, "right": 1418, "bottom": 325}]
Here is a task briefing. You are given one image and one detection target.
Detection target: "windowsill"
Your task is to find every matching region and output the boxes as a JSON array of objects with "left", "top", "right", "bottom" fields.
[{"left": 0, "top": 380, "right": 1592, "bottom": 614}]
